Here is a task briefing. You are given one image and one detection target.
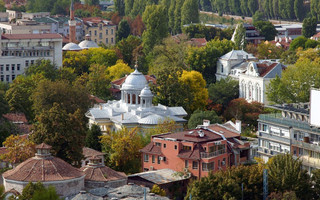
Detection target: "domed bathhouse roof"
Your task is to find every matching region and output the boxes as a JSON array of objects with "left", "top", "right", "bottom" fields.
[
  {"left": 3, "top": 143, "right": 85, "bottom": 197},
  {"left": 78, "top": 34, "right": 99, "bottom": 49},
  {"left": 121, "top": 67, "right": 147, "bottom": 91},
  {"left": 62, "top": 42, "right": 82, "bottom": 51}
]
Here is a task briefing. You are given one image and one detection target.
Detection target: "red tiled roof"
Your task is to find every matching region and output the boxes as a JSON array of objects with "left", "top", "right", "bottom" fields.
[
  {"left": 257, "top": 62, "right": 278, "bottom": 77},
  {"left": 83, "top": 147, "right": 105, "bottom": 158},
  {"left": 3, "top": 156, "right": 84, "bottom": 182},
  {"left": 36, "top": 143, "right": 52, "bottom": 149},
  {"left": 312, "top": 32, "right": 320, "bottom": 38},
  {"left": 178, "top": 144, "right": 203, "bottom": 160},
  {"left": 140, "top": 143, "right": 161, "bottom": 155},
  {"left": 89, "top": 95, "right": 106, "bottom": 104},
  {"left": 207, "top": 124, "right": 240, "bottom": 139},
  {"left": 80, "top": 165, "right": 126, "bottom": 182},
  {"left": 2, "top": 113, "right": 28, "bottom": 123},
  {"left": 187, "top": 38, "right": 207, "bottom": 47},
  {"left": 1, "top": 33, "right": 62, "bottom": 40}
]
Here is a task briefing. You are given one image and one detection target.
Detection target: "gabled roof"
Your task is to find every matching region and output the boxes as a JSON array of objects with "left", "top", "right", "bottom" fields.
[
  {"left": 2, "top": 113, "right": 28, "bottom": 123},
  {"left": 256, "top": 62, "right": 278, "bottom": 77},
  {"left": 140, "top": 143, "right": 161, "bottom": 155},
  {"left": 220, "top": 50, "right": 256, "bottom": 60},
  {"left": 83, "top": 147, "right": 105, "bottom": 158}
]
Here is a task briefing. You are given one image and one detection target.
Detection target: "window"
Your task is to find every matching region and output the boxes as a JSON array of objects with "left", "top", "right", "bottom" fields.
[
  {"left": 6, "top": 65, "right": 9, "bottom": 71},
  {"left": 157, "top": 156, "right": 161, "bottom": 164},
  {"left": 174, "top": 145, "right": 177, "bottom": 150},
  {"left": 222, "top": 158, "right": 226, "bottom": 166},
  {"left": 0, "top": 75, "right": 3, "bottom": 82},
  {"left": 94, "top": 30, "right": 97, "bottom": 36},
  {"left": 152, "top": 155, "right": 155, "bottom": 163},
  {"left": 111, "top": 29, "right": 114, "bottom": 35},
  {"left": 202, "top": 162, "right": 214, "bottom": 171},
  {"left": 6, "top": 75, "right": 9, "bottom": 82},
  {"left": 31, "top": 60, "right": 34, "bottom": 65},
  {"left": 111, "top": 38, "right": 114, "bottom": 43},
  {"left": 17, "top": 64, "right": 20, "bottom": 71},
  {"left": 221, "top": 65, "right": 223, "bottom": 73},
  {"left": 99, "top": 24, "right": 102, "bottom": 30},
  {"left": 185, "top": 160, "right": 189, "bottom": 168},
  {"left": 163, "top": 157, "right": 166, "bottom": 162},
  {"left": 163, "top": 144, "right": 166, "bottom": 148},
  {"left": 89, "top": 31, "right": 92, "bottom": 35},
  {"left": 183, "top": 145, "right": 191, "bottom": 151},
  {"left": 0, "top": 65, "right": 3, "bottom": 72},
  {"left": 144, "top": 154, "right": 149, "bottom": 162},
  {"left": 106, "top": 29, "right": 108, "bottom": 35},
  {"left": 106, "top": 38, "right": 108, "bottom": 44},
  {"left": 11, "top": 64, "right": 15, "bottom": 71},
  {"left": 99, "top": 33, "right": 102, "bottom": 39},
  {"left": 12, "top": 75, "right": 15, "bottom": 80},
  {"left": 192, "top": 161, "right": 198, "bottom": 169},
  {"left": 155, "top": 142, "right": 161, "bottom": 147}
]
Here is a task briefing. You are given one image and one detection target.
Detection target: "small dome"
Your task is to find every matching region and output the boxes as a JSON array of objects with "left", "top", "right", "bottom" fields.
[
  {"left": 139, "top": 85, "right": 153, "bottom": 97},
  {"left": 62, "top": 42, "right": 82, "bottom": 51},
  {"left": 138, "top": 114, "right": 165, "bottom": 125},
  {"left": 121, "top": 69, "right": 147, "bottom": 91},
  {"left": 79, "top": 40, "right": 99, "bottom": 49}
]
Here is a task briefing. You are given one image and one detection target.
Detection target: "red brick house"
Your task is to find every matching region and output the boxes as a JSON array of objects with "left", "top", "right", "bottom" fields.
[{"left": 140, "top": 120, "right": 250, "bottom": 178}]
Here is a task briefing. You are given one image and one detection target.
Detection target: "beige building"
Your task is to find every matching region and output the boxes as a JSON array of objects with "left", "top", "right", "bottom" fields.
[
  {"left": 0, "top": 20, "right": 51, "bottom": 34},
  {"left": 83, "top": 17, "right": 116, "bottom": 46}
]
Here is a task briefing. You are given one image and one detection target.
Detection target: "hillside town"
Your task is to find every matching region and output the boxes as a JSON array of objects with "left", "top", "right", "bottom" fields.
[{"left": 1, "top": 0, "right": 320, "bottom": 199}]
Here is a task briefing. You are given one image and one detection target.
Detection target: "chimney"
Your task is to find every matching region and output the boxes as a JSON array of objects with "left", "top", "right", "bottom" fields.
[
  {"left": 235, "top": 120, "right": 241, "bottom": 132},
  {"left": 203, "top": 119, "right": 210, "bottom": 127}
]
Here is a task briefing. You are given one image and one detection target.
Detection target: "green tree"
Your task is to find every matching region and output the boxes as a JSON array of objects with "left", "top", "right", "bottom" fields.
[
  {"left": 267, "top": 154, "right": 312, "bottom": 200},
  {"left": 114, "top": 0, "right": 125, "bottom": 16},
  {"left": 19, "top": 182, "right": 59, "bottom": 200},
  {"left": 208, "top": 77, "right": 239, "bottom": 109},
  {"left": 254, "top": 21, "right": 277, "bottom": 41},
  {"left": 181, "top": 0, "right": 199, "bottom": 26},
  {"left": 0, "top": 120, "right": 18, "bottom": 147},
  {"left": 116, "top": 35, "right": 142, "bottom": 66},
  {"left": 150, "top": 185, "right": 166, "bottom": 196},
  {"left": 19, "top": 182, "right": 45, "bottom": 200},
  {"left": 267, "top": 57, "right": 320, "bottom": 103},
  {"left": 257, "top": 42, "right": 284, "bottom": 59},
  {"left": 116, "top": 19, "right": 131, "bottom": 42},
  {"left": 233, "top": 23, "right": 246, "bottom": 50},
  {"left": 125, "top": 0, "right": 134, "bottom": 15},
  {"left": 142, "top": 4, "right": 168, "bottom": 53},
  {"left": 168, "top": 0, "right": 176, "bottom": 33},
  {"left": 312, "top": 168, "right": 320, "bottom": 199},
  {"left": 86, "top": 64, "right": 110, "bottom": 100},
  {"left": 302, "top": 17, "right": 317, "bottom": 38},
  {"left": 0, "top": 82, "right": 9, "bottom": 116},
  {"left": 188, "top": 110, "right": 220, "bottom": 128},
  {"left": 84, "top": 0, "right": 99, "bottom": 5},
  {"left": 0, "top": 0, "right": 6, "bottom": 12},
  {"left": 173, "top": 0, "right": 184, "bottom": 34},
  {"left": 305, "top": 39, "right": 319, "bottom": 48},
  {"left": 86, "top": 124, "right": 102, "bottom": 151},
  {"left": 25, "top": 59, "right": 58, "bottom": 80},
  {"left": 100, "top": 127, "right": 143, "bottom": 174},
  {"left": 248, "top": 0, "right": 258, "bottom": 16},
  {"left": 252, "top": 11, "right": 264, "bottom": 24},
  {"left": 105, "top": 60, "right": 133, "bottom": 81},
  {"left": 289, "top": 36, "right": 308, "bottom": 50},
  {"left": 294, "top": 0, "right": 304, "bottom": 21}
]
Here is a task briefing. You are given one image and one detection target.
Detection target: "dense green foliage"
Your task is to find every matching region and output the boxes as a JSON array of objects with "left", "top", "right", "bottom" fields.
[
  {"left": 86, "top": 124, "right": 102, "bottom": 151},
  {"left": 183, "top": 24, "right": 234, "bottom": 41},
  {"left": 188, "top": 110, "right": 221, "bottom": 128},
  {"left": 302, "top": 17, "right": 317, "bottom": 38},
  {"left": 254, "top": 21, "right": 278, "bottom": 41},
  {"left": 116, "top": 19, "right": 131, "bottom": 42},
  {"left": 19, "top": 182, "right": 60, "bottom": 200}
]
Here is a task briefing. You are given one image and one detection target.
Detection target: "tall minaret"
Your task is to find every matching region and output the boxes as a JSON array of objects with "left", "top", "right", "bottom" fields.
[{"left": 68, "top": 0, "right": 76, "bottom": 43}]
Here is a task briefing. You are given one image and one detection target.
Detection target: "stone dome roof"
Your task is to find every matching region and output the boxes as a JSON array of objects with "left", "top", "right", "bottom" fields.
[
  {"left": 3, "top": 157, "right": 85, "bottom": 182},
  {"left": 80, "top": 165, "right": 126, "bottom": 182},
  {"left": 62, "top": 42, "right": 82, "bottom": 51},
  {"left": 121, "top": 68, "right": 147, "bottom": 91},
  {"left": 138, "top": 114, "right": 164, "bottom": 125},
  {"left": 78, "top": 40, "right": 99, "bottom": 49},
  {"left": 139, "top": 85, "right": 153, "bottom": 97}
]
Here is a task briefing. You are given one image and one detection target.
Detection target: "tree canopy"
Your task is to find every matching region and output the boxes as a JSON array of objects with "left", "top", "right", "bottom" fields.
[{"left": 188, "top": 110, "right": 221, "bottom": 129}]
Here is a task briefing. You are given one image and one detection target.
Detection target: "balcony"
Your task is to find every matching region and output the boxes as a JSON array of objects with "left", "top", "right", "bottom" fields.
[
  {"left": 258, "top": 147, "right": 282, "bottom": 156},
  {"left": 258, "top": 132, "right": 290, "bottom": 144},
  {"left": 297, "top": 155, "right": 320, "bottom": 168},
  {"left": 259, "top": 114, "right": 320, "bottom": 134},
  {"left": 201, "top": 149, "right": 226, "bottom": 159},
  {"left": 292, "top": 140, "right": 320, "bottom": 152}
]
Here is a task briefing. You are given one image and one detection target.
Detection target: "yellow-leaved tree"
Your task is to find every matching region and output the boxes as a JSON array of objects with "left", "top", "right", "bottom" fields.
[
  {"left": 178, "top": 70, "right": 208, "bottom": 114},
  {"left": 105, "top": 60, "right": 134, "bottom": 81}
]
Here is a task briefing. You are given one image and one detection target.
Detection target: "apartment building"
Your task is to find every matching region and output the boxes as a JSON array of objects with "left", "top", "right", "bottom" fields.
[
  {"left": 140, "top": 120, "right": 250, "bottom": 178},
  {"left": 0, "top": 33, "right": 63, "bottom": 83},
  {"left": 83, "top": 17, "right": 116, "bottom": 46},
  {"left": 257, "top": 103, "right": 320, "bottom": 173}
]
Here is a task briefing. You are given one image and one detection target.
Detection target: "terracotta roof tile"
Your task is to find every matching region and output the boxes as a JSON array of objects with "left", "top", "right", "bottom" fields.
[
  {"left": 178, "top": 144, "right": 203, "bottom": 160},
  {"left": 140, "top": 143, "right": 161, "bottom": 155},
  {"left": 2, "top": 113, "right": 28, "bottom": 123},
  {"left": 89, "top": 95, "right": 106, "bottom": 104},
  {"left": 36, "top": 143, "right": 52, "bottom": 149},
  {"left": 83, "top": 147, "right": 105, "bottom": 158},
  {"left": 207, "top": 124, "right": 240, "bottom": 139},
  {"left": 257, "top": 62, "right": 278, "bottom": 77},
  {"left": 80, "top": 165, "right": 126, "bottom": 182},
  {"left": 3, "top": 156, "right": 84, "bottom": 182},
  {"left": 1, "top": 33, "right": 62, "bottom": 40}
]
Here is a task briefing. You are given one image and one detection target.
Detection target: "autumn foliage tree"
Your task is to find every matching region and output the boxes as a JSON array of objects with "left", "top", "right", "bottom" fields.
[
  {"left": 1, "top": 135, "right": 35, "bottom": 164},
  {"left": 100, "top": 127, "right": 143, "bottom": 174},
  {"left": 105, "top": 60, "right": 133, "bottom": 81}
]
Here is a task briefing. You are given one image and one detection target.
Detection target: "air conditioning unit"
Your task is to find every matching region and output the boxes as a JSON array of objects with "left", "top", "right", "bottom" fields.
[
  {"left": 150, "top": 166, "right": 154, "bottom": 170},
  {"left": 159, "top": 156, "right": 163, "bottom": 161},
  {"left": 221, "top": 161, "right": 226, "bottom": 165}
]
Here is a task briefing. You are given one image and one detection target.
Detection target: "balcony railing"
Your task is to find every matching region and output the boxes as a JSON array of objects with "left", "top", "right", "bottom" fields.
[
  {"left": 259, "top": 132, "right": 290, "bottom": 144},
  {"left": 201, "top": 149, "right": 226, "bottom": 159},
  {"left": 259, "top": 114, "right": 320, "bottom": 134},
  {"left": 292, "top": 140, "right": 320, "bottom": 152}
]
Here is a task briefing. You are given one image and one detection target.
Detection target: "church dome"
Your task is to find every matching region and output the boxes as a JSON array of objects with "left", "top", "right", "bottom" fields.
[
  {"left": 139, "top": 85, "right": 153, "bottom": 97},
  {"left": 62, "top": 42, "right": 82, "bottom": 51},
  {"left": 79, "top": 40, "right": 99, "bottom": 49},
  {"left": 121, "top": 68, "right": 147, "bottom": 91}
]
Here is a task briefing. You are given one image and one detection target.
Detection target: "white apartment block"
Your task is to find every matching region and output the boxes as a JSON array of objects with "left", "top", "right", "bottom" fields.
[{"left": 0, "top": 33, "right": 63, "bottom": 83}]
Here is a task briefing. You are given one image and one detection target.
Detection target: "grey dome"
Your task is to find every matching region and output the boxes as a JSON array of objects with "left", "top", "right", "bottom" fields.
[
  {"left": 79, "top": 40, "right": 99, "bottom": 49},
  {"left": 140, "top": 85, "right": 153, "bottom": 97},
  {"left": 62, "top": 42, "right": 82, "bottom": 51},
  {"left": 138, "top": 114, "right": 164, "bottom": 125},
  {"left": 121, "top": 69, "right": 147, "bottom": 91}
]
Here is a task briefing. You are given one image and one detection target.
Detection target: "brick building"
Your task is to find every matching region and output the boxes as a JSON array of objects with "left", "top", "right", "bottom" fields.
[{"left": 140, "top": 120, "right": 250, "bottom": 178}]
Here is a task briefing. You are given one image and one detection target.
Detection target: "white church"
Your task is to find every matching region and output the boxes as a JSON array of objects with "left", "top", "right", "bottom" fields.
[{"left": 85, "top": 66, "right": 187, "bottom": 133}]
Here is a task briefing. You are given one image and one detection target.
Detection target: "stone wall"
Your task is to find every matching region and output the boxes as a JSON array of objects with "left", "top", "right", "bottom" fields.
[{"left": 85, "top": 178, "right": 127, "bottom": 189}]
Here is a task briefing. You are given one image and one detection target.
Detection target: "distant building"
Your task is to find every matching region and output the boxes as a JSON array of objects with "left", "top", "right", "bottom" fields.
[
  {"left": 86, "top": 66, "right": 187, "bottom": 134},
  {"left": 0, "top": 12, "right": 8, "bottom": 22},
  {"left": 2, "top": 113, "right": 31, "bottom": 134},
  {"left": 82, "top": 17, "right": 116, "bottom": 46},
  {"left": 140, "top": 120, "right": 250, "bottom": 178},
  {"left": 3, "top": 143, "right": 85, "bottom": 197},
  {"left": 311, "top": 32, "right": 320, "bottom": 41},
  {"left": 231, "top": 23, "right": 265, "bottom": 45},
  {"left": 215, "top": 49, "right": 256, "bottom": 81},
  {"left": 267, "top": 36, "right": 292, "bottom": 50},
  {"left": 239, "top": 61, "right": 284, "bottom": 104},
  {"left": 274, "top": 24, "right": 302, "bottom": 40},
  {"left": 0, "top": 20, "right": 52, "bottom": 34},
  {"left": 0, "top": 33, "right": 63, "bottom": 83}
]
